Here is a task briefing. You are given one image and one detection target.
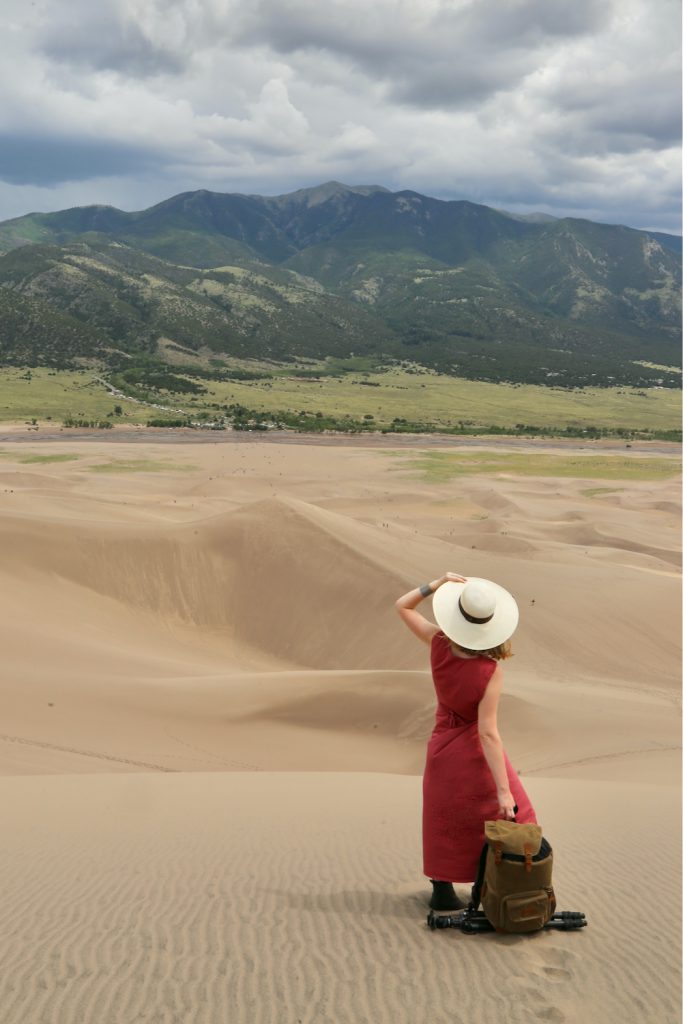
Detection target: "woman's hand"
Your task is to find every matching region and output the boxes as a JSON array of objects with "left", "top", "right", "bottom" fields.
[
  {"left": 394, "top": 572, "right": 467, "bottom": 645},
  {"left": 497, "top": 790, "right": 517, "bottom": 820},
  {"left": 434, "top": 572, "right": 467, "bottom": 588}
]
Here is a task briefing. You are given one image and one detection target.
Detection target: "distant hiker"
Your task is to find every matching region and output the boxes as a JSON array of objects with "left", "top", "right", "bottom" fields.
[{"left": 395, "top": 572, "right": 536, "bottom": 911}]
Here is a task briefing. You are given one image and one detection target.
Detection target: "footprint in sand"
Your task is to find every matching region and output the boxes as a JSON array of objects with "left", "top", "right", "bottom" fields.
[
  {"left": 527, "top": 946, "right": 578, "bottom": 986},
  {"left": 519, "top": 985, "right": 546, "bottom": 1002},
  {"left": 537, "top": 946, "right": 579, "bottom": 971},
  {"left": 517, "top": 989, "right": 566, "bottom": 1022},
  {"left": 535, "top": 1009, "right": 565, "bottom": 1023},
  {"left": 541, "top": 966, "right": 572, "bottom": 980}
]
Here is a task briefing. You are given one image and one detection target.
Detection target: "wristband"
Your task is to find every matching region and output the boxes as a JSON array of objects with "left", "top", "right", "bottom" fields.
[{"left": 419, "top": 583, "right": 433, "bottom": 598}]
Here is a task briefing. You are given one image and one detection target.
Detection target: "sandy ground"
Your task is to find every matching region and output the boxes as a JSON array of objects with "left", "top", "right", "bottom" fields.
[{"left": 0, "top": 436, "right": 680, "bottom": 1023}]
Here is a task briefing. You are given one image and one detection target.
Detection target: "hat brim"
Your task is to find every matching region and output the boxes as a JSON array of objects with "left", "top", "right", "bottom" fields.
[{"left": 431, "top": 578, "right": 519, "bottom": 650}]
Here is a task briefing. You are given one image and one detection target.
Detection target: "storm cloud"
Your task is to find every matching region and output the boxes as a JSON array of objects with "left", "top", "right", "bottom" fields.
[
  {"left": 0, "top": 135, "right": 161, "bottom": 187},
  {"left": 0, "top": 0, "right": 680, "bottom": 232},
  {"left": 238, "top": 0, "right": 613, "bottom": 108}
]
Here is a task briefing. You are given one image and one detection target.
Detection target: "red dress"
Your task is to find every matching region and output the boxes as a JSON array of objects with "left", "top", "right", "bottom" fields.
[{"left": 422, "top": 631, "right": 536, "bottom": 883}]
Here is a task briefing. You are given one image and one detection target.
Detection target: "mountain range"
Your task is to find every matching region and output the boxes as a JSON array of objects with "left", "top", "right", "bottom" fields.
[{"left": 0, "top": 182, "right": 680, "bottom": 388}]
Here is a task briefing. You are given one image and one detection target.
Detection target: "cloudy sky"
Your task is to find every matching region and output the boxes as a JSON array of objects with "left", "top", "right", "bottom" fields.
[{"left": 1, "top": 0, "right": 680, "bottom": 232}]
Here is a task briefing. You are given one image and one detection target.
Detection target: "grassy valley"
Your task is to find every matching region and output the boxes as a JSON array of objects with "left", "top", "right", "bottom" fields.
[{"left": 0, "top": 362, "right": 679, "bottom": 440}]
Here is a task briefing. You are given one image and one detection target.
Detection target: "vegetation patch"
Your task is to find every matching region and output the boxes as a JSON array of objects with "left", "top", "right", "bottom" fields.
[
  {"left": 110, "top": 362, "right": 208, "bottom": 396},
  {"left": 63, "top": 417, "right": 113, "bottom": 428},
  {"left": 633, "top": 361, "right": 682, "bottom": 374},
  {"left": 145, "top": 417, "right": 193, "bottom": 428},
  {"left": 398, "top": 452, "right": 681, "bottom": 483},
  {"left": 580, "top": 487, "right": 624, "bottom": 498},
  {"left": 88, "top": 459, "right": 197, "bottom": 474},
  {"left": 11, "top": 453, "right": 81, "bottom": 464}
]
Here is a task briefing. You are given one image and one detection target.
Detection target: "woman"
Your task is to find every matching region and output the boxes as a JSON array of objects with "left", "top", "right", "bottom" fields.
[{"left": 395, "top": 571, "right": 536, "bottom": 911}]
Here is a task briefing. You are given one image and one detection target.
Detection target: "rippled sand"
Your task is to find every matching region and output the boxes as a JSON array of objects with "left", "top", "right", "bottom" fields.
[{"left": 0, "top": 437, "right": 680, "bottom": 1023}]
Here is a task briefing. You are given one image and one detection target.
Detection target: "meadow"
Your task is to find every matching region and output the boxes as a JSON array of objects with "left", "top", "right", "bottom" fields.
[
  {"left": 0, "top": 363, "right": 680, "bottom": 437},
  {"left": 0, "top": 369, "right": 151, "bottom": 425}
]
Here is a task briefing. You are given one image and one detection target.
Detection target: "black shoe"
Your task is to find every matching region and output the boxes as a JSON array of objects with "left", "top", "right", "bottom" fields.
[{"left": 429, "top": 880, "right": 465, "bottom": 911}]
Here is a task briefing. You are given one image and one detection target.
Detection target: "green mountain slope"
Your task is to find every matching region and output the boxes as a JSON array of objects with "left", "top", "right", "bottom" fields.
[
  {"left": 0, "top": 239, "right": 397, "bottom": 365},
  {"left": 0, "top": 183, "right": 680, "bottom": 386},
  {"left": 283, "top": 211, "right": 681, "bottom": 385},
  {"left": 0, "top": 285, "right": 107, "bottom": 366}
]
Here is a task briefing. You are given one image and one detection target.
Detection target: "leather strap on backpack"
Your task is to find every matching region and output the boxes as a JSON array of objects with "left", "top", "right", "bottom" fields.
[{"left": 469, "top": 841, "right": 490, "bottom": 911}]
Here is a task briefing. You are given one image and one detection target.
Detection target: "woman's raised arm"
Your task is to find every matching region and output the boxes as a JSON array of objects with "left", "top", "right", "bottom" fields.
[{"left": 395, "top": 572, "right": 466, "bottom": 645}]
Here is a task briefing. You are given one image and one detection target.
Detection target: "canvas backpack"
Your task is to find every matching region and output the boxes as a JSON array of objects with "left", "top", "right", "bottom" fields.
[{"left": 470, "top": 820, "right": 556, "bottom": 934}]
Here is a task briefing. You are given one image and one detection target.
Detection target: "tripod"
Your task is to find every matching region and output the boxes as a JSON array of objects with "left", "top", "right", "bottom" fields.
[{"left": 427, "top": 908, "right": 587, "bottom": 933}]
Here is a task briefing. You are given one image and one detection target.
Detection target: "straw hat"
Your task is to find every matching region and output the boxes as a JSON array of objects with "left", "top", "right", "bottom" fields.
[{"left": 432, "top": 578, "right": 519, "bottom": 650}]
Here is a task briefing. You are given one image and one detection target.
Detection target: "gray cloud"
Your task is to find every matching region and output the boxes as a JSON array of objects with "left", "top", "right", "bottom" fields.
[
  {"left": 0, "top": 135, "right": 160, "bottom": 187},
  {"left": 43, "top": 23, "right": 185, "bottom": 78},
  {"left": 35, "top": 0, "right": 197, "bottom": 76},
  {"left": 0, "top": 0, "right": 679, "bottom": 233},
  {"left": 239, "top": 0, "right": 613, "bottom": 108}
]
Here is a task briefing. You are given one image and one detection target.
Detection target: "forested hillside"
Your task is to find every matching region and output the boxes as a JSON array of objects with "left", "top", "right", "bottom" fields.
[{"left": 0, "top": 183, "right": 680, "bottom": 388}]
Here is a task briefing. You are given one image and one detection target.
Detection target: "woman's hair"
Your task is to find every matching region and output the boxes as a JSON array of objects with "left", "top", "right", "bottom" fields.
[{"left": 455, "top": 640, "right": 513, "bottom": 661}]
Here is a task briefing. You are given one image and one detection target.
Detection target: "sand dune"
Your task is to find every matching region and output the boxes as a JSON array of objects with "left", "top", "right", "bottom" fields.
[
  {"left": 0, "top": 497, "right": 415, "bottom": 670},
  {"left": 0, "top": 438, "right": 680, "bottom": 1023},
  {"left": 544, "top": 520, "right": 681, "bottom": 568}
]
